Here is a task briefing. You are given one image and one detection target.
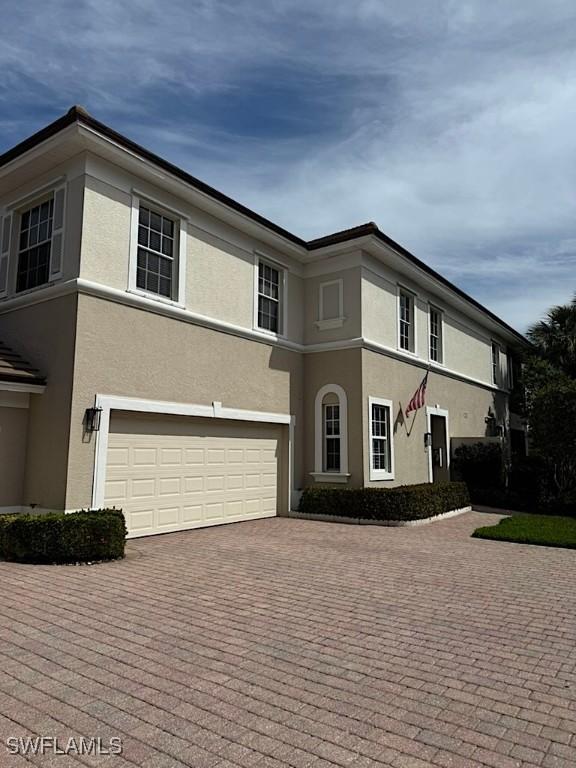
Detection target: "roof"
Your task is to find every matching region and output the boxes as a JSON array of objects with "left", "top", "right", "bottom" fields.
[
  {"left": 0, "top": 341, "right": 45, "bottom": 387},
  {"left": 0, "top": 106, "right": 528, "bottom": 346}
]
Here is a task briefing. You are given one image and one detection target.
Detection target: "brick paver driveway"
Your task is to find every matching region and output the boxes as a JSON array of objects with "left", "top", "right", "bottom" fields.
[{"left": 1, "top": 511, "right": 575, "bottom": 768}]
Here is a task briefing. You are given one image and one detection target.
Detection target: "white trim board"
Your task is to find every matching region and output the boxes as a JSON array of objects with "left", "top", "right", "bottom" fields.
[
  {"left": 91, "top": 394, "right": 295, "bottom": 513},
  {"left": 0, "top": 277, "right": 511, "bottom": 394}
]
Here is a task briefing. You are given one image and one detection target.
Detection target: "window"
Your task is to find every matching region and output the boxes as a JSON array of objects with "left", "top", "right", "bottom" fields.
[
  {"left": 312, "top": 384, "right": 349, "bottom": 482},
  {"left": 399, "top": 289, "right": 415, "bottom": 352},
  {"left": 257, "top": 260, "right": 283, "bottom": 334},
  {"left": 16, "top": 198, "right": 54, "bottom": 293},
  {"left": 369, "top": 398, "right": 394, "bottom": 480},
  {"left": 323, "top": 403, "right": 341, "bottom": 472},
  {"left": 429, "top": 306, "right": 443, "bottom": 363},
  {"left": 491, "top": 342, "right": 500, "bottom": 385},
  {"left": 137, "top": 206, "right": 176, "bottom": 299}
]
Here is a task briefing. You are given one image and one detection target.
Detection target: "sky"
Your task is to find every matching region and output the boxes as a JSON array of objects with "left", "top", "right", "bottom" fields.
[{"left": 1, "top": 0, "right": 575, "bottom": 333}]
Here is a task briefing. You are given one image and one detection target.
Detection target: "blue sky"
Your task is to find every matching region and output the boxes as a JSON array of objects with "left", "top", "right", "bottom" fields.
[{"left": 1, "top": 0, "right": 575, "bottom": 332}]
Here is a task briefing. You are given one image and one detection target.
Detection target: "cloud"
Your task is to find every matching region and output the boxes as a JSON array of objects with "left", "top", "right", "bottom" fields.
[{"left": 1, "top": 0, "right": 575, "bottom": 332}]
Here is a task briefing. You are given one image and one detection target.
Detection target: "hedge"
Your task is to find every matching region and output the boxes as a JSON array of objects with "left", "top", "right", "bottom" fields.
[
  {"left": 299, "top": 481, "right": 470, "bottom": 522},
  {"left": 0, "top": 509, "right": 127, "bottom": 564}
]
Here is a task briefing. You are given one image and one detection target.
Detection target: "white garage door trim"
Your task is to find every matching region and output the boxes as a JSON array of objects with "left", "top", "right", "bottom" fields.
[{"left": 91, "top": 394, "right": 295, "bottom": 513}]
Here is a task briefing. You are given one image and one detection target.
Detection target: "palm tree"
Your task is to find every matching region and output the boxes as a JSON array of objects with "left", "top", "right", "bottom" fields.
[{"left": 527, "top": 296, "right": 576, "bottom": 379}]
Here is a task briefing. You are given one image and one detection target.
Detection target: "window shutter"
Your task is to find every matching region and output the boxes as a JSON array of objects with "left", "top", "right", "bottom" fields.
[
  {"left": 50, "top": 185, "right": 66, "bottom": 279},
  {"left": 0, "top": 212, "right": 12, "bottom": 297}
]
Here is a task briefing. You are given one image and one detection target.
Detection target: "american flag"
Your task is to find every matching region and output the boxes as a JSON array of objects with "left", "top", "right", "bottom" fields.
[{"left": 405, "top": 371, "right": 429, "bottom": 416}]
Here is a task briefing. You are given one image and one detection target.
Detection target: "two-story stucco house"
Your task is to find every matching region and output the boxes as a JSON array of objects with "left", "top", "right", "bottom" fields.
[{"left": 0, "top": 107, "right": 527, "bottom": 537}]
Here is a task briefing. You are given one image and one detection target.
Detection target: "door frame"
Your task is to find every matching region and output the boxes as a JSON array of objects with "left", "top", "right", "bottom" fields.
[
  {"left": 91, "top": 394, "right": 295, "bottom": 511},
  {"left": 425, "top": 405, "right": 450, "bottom": 483}
]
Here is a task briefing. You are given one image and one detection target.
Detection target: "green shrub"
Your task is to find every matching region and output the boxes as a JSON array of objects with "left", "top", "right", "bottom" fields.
[
  {"left": 0, "top": 509, "right": 126, "bottom": 564},
  {"left": 299, "top": 482, "right": 470, "bottom": 522},
  {"left": 452, "top": 442, "right": 504, "bottom": 489}
]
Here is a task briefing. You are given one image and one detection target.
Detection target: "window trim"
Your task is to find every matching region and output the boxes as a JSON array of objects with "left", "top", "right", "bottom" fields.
[
  {"left": 253, "top": 254, "right": 288, "bottom": 338},
  {"left": 312, "top": 383, "right": 349, "bottom": 483},
  {"left": 397, "top": 285, "right": 417, "bottom": 355},
  {"left": 316, "top": 278, "right": 345, "bottom": 330},
  {"left": 491, "top": 340, "right": 501, "bottom": 386},
  {"left": 428, "top": 304, "right": 444, "bottom": 365},
  {"left": 368, "top": 396, "right": 395, "bottom": 481},
  {"left": 128, "top": 194, "right": 187, "bottom": 307}
]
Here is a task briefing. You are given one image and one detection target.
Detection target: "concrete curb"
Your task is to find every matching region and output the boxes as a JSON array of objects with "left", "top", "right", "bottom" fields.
[{"left": 288, "top": 506, "right": 473, "bottom": 527}]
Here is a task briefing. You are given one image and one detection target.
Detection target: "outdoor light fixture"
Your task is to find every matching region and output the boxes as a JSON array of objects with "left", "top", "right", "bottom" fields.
[
  {"left": 424, "top": 432, "right": 432, "bottom": 448},
  {"left": 85, "top": 406, "right": 103, "bottom": 432}
]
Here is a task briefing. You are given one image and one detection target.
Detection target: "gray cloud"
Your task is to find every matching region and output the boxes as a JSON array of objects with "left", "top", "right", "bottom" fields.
[{"left": 1, "top": 0, "right": 575, "bottom": 331}]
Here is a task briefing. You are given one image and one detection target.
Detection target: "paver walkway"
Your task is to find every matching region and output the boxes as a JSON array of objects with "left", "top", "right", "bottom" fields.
[{"left": 0, "top": 511, "right": 575, "bottom": 768}]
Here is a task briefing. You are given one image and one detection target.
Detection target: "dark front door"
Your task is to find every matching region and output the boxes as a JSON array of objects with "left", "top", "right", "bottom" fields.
[{"left": 430, "top": 414, "right": 449, "bottom": 483}]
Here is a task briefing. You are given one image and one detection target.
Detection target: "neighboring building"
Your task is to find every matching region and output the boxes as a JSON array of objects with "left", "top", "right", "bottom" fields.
[{"left": 0, "top": 107, "right": 527, "bottom": 537}]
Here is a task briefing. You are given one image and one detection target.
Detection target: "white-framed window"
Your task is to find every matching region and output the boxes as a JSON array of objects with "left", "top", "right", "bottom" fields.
[
  {"left": 129, "top": 194, "right": 187, "bottom": 305},
  {"left": 398, "top": 288, "right": 415, "bottom": 352},
  {"left": 257, "top": 258, "right": 285, "bottom": 334},
  {"left": 323, "top": 403, "right": 341, "bottom": 472},
  {"left": 429, "top": 306, "right": 443, "bottom": 363},
  {"left": 491, "top": 341, "right": 500, "bottom": 386},
  {"left": 316, "top": 278, "right": 344, "bottom": 330},
  {"left": 369, "top": 397, "right": 394, "bottom": 480},
  {"left": 12, "top": 185, "right": 66, "bottom": 295},
  {"left": 312, "top": 384, "right": 349, "bottom": 483},
  {"left": 136, "top": 205, "right": 176, "bottom": 299}
]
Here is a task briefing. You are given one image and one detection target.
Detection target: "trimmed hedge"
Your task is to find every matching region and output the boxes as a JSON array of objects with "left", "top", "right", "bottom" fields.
[
  {"left": 299, "top": 482, "right": 470, "bottom": 522},
  {"left": 0, "top": 509, "right": 127, "bottom": 564}
]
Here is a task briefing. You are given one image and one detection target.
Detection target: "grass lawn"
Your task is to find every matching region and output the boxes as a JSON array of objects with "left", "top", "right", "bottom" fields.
[{"left": 473, "top": 514, "right": 576, "bottom": 549}]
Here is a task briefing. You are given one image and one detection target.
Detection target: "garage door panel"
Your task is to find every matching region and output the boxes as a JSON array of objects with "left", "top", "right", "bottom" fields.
[{"left": 105, "top": 415, "right": 280, "bottom": 537}]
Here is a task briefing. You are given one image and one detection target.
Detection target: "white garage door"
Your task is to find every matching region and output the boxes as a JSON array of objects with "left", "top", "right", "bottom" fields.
[{"left": 104, "top": 412, "right": 281, "bottom": 538}]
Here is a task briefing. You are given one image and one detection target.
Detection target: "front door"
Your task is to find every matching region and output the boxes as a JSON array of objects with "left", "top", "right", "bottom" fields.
[{"left": 430, "top": 414, "right": 449, "bottom": 483}]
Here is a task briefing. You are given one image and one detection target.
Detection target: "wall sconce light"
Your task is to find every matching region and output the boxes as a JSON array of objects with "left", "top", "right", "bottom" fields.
[
  {"left": 424, "top": 432, "right": 432, "bottom": 448},
  {"left": 85, "top": 406, "right": 103, "bottom": 432}
]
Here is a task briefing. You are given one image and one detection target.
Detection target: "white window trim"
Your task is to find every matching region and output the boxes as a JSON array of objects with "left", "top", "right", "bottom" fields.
[
  {"left": 253, "top": 253, "right": 288, "bottom": 338},
  {"left": 428, "top": 303, "right": 444, "bottom": 365},
  {"left": 491, "top": 340, "right": 501, "bottom": 386},
  {"left": 426, "top": 406, "right": 450, "bottom": 483},
  {"left": 128, "top": 194, "right": 187, "bottom": 307},
  {"left": 316, "top": 278, "right": 345, "bottom": 330},
  {"left": 312, "top": 383, "right": 349, "bottom": 483},
  {"left": 397, "top": 285, "right": 418, "bottom": 356},
  {"left": 368, "top": 396, "right": 395, "bottom": 481}
]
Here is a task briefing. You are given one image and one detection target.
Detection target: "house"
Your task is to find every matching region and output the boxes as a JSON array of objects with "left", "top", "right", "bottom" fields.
[{"left": 0, "top": 107, "right": 527, "bottom": 537}]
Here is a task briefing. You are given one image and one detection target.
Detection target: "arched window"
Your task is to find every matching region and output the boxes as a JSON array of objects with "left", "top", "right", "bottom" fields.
[{"left": 312, "top": 384, "right": 349, "bottom": 483}]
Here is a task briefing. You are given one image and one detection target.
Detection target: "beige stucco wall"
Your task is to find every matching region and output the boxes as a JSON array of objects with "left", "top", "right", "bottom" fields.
[
  {"left": 66, "top": 293, "right": 304, "bottom": 510},
  {"left": 303, "top": 348, "right": 364, "bottom": 488},
  {"left": 79, "top": 167, "right": 305, "bottom": 345},
  {"left": 361, "top": 348, "right": 509, "bottom": 487},
  {"left": 0, "top": 294, "right": 78, "bottom": 508},
  {"left": 0, "top": 404, "right": 29, "bottom": 506},
  {"left": 360, "top": 263, "right": 510, "bottom": 387}
]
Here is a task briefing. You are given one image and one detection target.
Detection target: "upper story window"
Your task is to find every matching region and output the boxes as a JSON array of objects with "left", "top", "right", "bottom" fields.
[
  {"left": 137, "top": 206, "right": 175, "bottom": 299},
  {"left": 16, "top": 198, "right": 54, "bottom": 293},
  {"left": 257, "top": 259, "right": 284, "bottom": 334},
  {"left": 10, "top": 186, "right": 66, "bottom": 296},
  {"left": 399, "top": 288, "right": 415, "bottom": 352},
  {"left": 129, "top": 196, "right": 187, "bottom": 306},
  {"left": 491, "top": 341, "right": 500, "bottom": 386},
  {"left": 507, "top": 352, "right": 514, "bottom": 389},
  {"left": 369, "top": 397, "right": 394, "bottom": 480},
  {"left": 429, "top": 306, "right": 443, "bottom": 363}
]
